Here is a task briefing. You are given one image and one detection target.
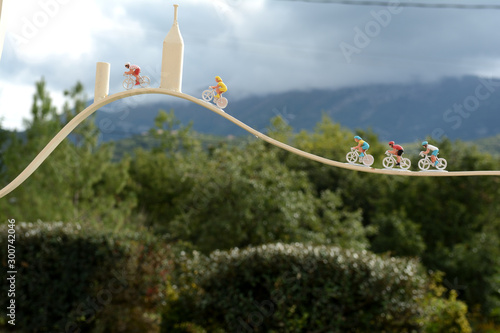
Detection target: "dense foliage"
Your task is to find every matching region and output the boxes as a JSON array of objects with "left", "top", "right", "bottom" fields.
[
  {"left": 162, "top": 243, "right": 471, "bottom": 333},
  {"left": 0, "top": 221, "right": 171, "bottom": 332}
]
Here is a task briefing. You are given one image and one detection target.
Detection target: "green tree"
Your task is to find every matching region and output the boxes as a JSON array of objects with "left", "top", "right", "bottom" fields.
[
  {"left": 0, "top": 119, "right": 9, "bottom": 185},
  {"left": 370, "top": 210, "right": 426, "bottom": 257},
  {"left": 317, "top": 189, "right": 371, "bottom": 250},
  {"left": 0, "top": 79, "right": 135, "bottom": 227},
  {"left": 1, "top": 77, "right": 71, "bottom": 220},
  {"left": 168, "top": 140, "right": 323, "bottom": 254},
  {"left": 55, "top": 81, "right": 137, "bottom": 228},
  {"left": 129, "top": 109, "right": 203, "bottom": 227}
]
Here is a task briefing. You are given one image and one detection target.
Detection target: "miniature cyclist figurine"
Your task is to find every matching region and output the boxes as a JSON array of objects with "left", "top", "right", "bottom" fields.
[
  {"left": 421, "top": 141, "right": 439, "bottom": 167},
  {"left": 211, "top": 76, "right": 227, "bottom": 99},
  {"left": 353, "top": 135, "right": 370, "bottom": 159},
  {"left": 124, "top": 62, "right": 141, "bottom": 86},
  {"left": 387, "top": 141, "right": 404, "bottom": 166}
]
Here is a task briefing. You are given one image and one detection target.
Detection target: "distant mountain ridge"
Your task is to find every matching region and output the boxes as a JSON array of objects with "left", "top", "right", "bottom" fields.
[{"left": 95, "top": 75, "right": 500, "bottom": 143}]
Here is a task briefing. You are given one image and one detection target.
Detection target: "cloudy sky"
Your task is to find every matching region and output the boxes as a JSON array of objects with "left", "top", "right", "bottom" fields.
[{"left": 1, "top": 0, "right": 500, "bottom": 130}]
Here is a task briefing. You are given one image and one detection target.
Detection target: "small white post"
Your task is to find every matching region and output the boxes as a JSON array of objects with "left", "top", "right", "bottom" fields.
[{"left": 94, "top": 62, "right": 110, "bottom": 103}]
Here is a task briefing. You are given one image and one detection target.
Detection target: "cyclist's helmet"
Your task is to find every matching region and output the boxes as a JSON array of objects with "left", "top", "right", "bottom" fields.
[
  {"left": 125, "top": 62, "right": 130, "bottom": 68},
  {"left": 215, "top": 76, "right": 222, "bottom": 82},
  {"left": 354, "top": 136, "right": 361, "bottom": 140},
  {"left": 422, "top": 141, "right": 428, "bottom": 146},
  {"left": 388, "top": 141, "right": 395, "bottom": 146}
]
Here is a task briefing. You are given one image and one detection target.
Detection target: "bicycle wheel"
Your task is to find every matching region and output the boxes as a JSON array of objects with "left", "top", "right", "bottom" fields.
[
  {"left": 202, "top": 90, "right": 213, "bottom": 102},
  {"left": 418, "top": 159, "right": 430, "bottom": 170},
  {"left": 216, "top": 97, "right": 228, "bottom": 109},
  {"left": 140, "top": 75, "right": 151, "bottom": 88},
  {"left": 346, "top": 152, "right": 357, "bottom": 164},
  {"left": 382, "top": 157, "right": 395, "bottom": 169},
  {"left": 437, "top": 158, "right": 447, "bottom": 170},
  {"left": 123, "top": 78, "right": 134, "bottom": 90},
  {"left": 363, "top": 154, "right": 374, "bottom": 166},
  {"left": 400, "top": 158, "right": 411, "bottom": 170}
]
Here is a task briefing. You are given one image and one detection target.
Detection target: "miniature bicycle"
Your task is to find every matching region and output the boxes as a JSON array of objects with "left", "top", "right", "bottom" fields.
[
  {"left": 418, "top": 151, "right": 447, "bottom": 171},
  {"left": 346, "top": 147, "right": 374, "bottom": 166},
  {"left": 123, "top": 74, "right": 151, "bottom": 90},
  {"left": 383, "top": 151, "right": 411, "bottom": 170},
  {"left": 202, "top": 87, "right": 228, "bottom": 109}
]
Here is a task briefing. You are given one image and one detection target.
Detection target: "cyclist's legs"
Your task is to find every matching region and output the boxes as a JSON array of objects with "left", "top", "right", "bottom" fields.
[
  {"left": 397, "top": 150, "right": 403, "bottom": 163},
  {"left": 360, "top": 143, "right": 369, "bottom": 157},
  {"left": 134, "top": 68, "right": 141, "bottom": 83},
  {"left": 215, "top": 87, "right": 222, "bottom": 98},
  {"left": 431, "top": 150, "right": 438, "bottom": 163}
]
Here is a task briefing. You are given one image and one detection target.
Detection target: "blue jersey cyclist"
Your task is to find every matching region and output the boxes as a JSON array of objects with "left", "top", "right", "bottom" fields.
[
  {"left": 421, "top": 141, "right": 439, "bottom": 167},
  {"left": 353, "top": 135, "right": 370, "bottom": 158}
]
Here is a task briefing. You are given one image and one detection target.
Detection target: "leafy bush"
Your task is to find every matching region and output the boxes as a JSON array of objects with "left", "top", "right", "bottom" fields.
[
  {"left": 418, "top": 272, "right": 472, "bottom": 333},
  {"left": 162, "top": 243, "right": 430, "bottom": 332},
  {"left": 0, "top": 221, "right": 171, "bottom": 333}
]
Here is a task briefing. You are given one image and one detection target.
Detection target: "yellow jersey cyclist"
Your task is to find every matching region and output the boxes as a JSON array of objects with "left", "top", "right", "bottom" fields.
[{"left": 211, "top": 76, "right": 227, "bottom": 99}]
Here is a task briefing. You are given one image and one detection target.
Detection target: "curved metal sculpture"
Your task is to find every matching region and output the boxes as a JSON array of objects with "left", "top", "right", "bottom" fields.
[{"left": 1, "top": 88, "right": 499, "bottom": 198}]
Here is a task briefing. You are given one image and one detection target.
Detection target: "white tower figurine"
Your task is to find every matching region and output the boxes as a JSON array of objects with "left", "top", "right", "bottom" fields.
[
  {"left": 160, "top": 4, "right": 184, "bottom": 92},
  {"left": 94, "top": 62, "right": 110, "bottom": 103}
]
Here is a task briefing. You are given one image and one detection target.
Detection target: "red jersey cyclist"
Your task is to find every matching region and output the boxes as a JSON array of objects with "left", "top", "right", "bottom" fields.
[
  {"left": 124, "top": 62, "right": 141, "bottom": 86},
  {"left": 387, "top": 141, "right": 404, "bottom": 166}
]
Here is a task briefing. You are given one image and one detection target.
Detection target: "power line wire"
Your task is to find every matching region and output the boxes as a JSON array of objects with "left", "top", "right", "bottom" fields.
[{"left": 276, "top": 0, "right": 500, "bottom": 9}]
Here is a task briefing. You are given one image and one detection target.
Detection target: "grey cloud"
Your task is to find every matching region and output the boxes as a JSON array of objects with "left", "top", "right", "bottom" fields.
[{"left": 3, "top": 1, "right": 500, "bottom": 104}]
